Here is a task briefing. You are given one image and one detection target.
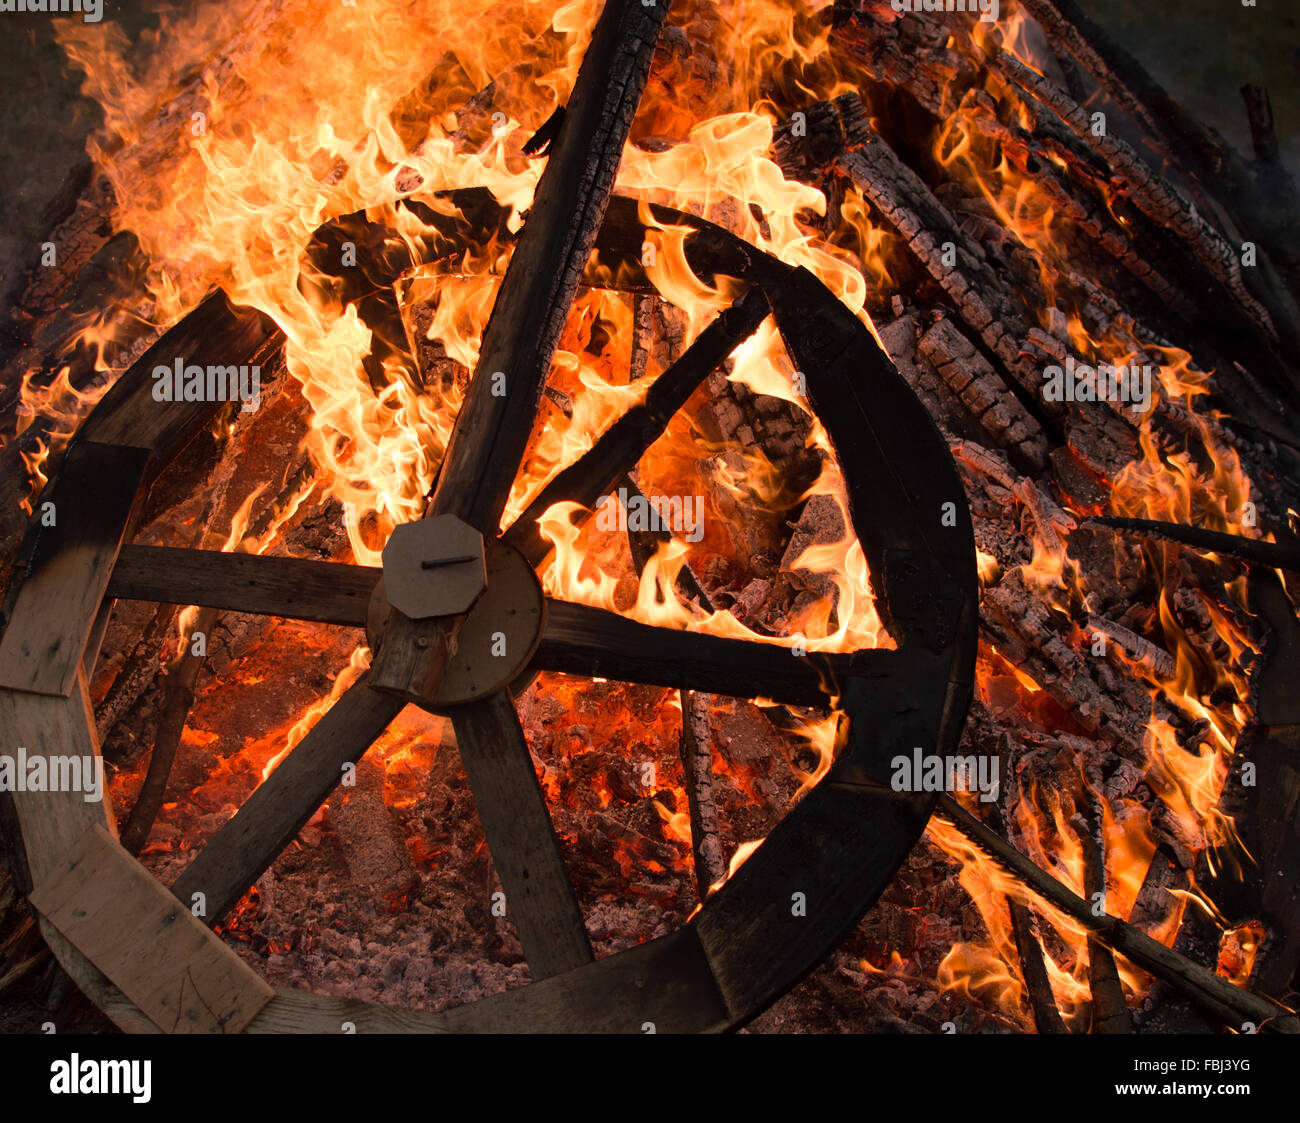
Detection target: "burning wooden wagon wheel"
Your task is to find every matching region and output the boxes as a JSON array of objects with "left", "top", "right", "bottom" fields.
[{"left": 0, "top": 0, "right": 976, "bottom": 1033}]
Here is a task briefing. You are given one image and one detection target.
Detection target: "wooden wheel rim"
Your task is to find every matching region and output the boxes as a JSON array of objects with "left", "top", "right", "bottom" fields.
[{"left": 1, "top": 199, "right": 977, "bottom": 1034}]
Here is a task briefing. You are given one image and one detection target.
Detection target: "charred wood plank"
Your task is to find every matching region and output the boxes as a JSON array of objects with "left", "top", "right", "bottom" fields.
[
  {"left": 818, "top": 97, "right": 1049, "bottom": 427},
  {"left": 376, "top": 0, "right": 669, "bottom": 700},
  {"left": 961, "top": 104, "right": 1196, "bottom": 320},
  {"left": 917, "top": 315, "right": 1049, "bottom": 472},
  {"left": 77, "top": 292, "right": 280, "bottom": 460},
  {"left": 768, "top": 267, "right": 977, "bottom": 674},
  {"left": 170, "top": 679, "right": 403, "bottom": 925},
  {"left": 107, "top": 546, "right": 380, "bottom": 626},
  {"left": 30, "top": 824, "right": 274, "bottom": 1034},
  {"left": 0, "top": 671, "right": 116, "bottom": 894},
  {"left": 450, "top": 690, "right": 593, "bottom": 980},
  {"left": 991, "top": 51, "right": 1276, "bottom": 342},
  {"left": 1016, "top": 0, "right": 1300, "bottom": 324}
]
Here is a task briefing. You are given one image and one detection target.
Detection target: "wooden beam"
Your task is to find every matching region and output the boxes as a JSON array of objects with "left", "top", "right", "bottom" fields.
[
  {"left": 532, "top": 598, "right": 887, "bottom": 706},
  {"left": 38, "top": 921, "right": 161, "bottom": 1035},
  {"left": 768, "top": 269, "right": 978, "bottom": 690},
  {"left": 170, "top": 678, "right": 404, "bottom": 925},
  {"left": 450, "top": 690, "right": 593, "bottom": 980},
  {"left": 30, "top": 824, "right": 273, "bottom": 1033},
  {"left": 108, "top": 545, "right": 380, "bottom": 626},
  {"left": 0, "top": 441, "right": 149, "bottom": 696},
  {"left": 503, "top": 285, "right": 774, "bottom": 566}
]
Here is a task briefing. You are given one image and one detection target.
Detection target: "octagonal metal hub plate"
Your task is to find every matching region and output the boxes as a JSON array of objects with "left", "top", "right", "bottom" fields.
[
  {"left": 369, "top": 538, "right": 544, "bottom": 708},
  {"left": 381, "top": 515, "right": 486, "bottom": 620}
]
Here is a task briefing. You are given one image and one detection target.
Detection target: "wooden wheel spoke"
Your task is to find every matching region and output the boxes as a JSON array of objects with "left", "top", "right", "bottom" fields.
[
  {"left": 171, "top": 678, "right": 403, "bottom": 925},
  {"left": 451, "top": 690, "right": 593, "bottom": 980},
  {"left": 503, "top": 285, "right": 774, "bottom": 567},
  {"left": 108, "top": 545, "right": 380, "bottom": 626},
  {"left": 428, "top": 0, "right": 669, "bottom": 532},
  {"left": 531, "top": 599, "right": 898, "bottom": 706}
]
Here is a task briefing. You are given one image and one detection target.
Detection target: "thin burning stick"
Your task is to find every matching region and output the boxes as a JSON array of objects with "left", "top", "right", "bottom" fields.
[
  {"left": 618, "top": 476, "right": 726, "bottom": 896},
  {"left": 934, "top": 793, "right": 1300, "bottom": 1033},
  {"left": 1075, "top": 804, "right": 1132, "bottom": 1034},
  {"left": 1084, "top": 515, "right": 1300, "bottom": 573},
  {"left": 984, "top": 799, "right": 1069, "bottom": 1034}
]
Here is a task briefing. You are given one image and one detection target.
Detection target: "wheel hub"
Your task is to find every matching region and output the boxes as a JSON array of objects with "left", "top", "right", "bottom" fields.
[{"left": 367, "top": 537, "right": 545, "bottom": 710}]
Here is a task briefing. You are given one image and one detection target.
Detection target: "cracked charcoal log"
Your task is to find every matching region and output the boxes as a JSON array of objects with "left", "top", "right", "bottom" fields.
[
  {"left": 830, "top": 5, "right": 979, "bottom": 118},
  {"left": 94, "top": 603, "right": 179, "bottom": 752},
  {"left": 953, "top": 439, "right": 1074, "bottom": 549},
  {"left": 982, "top": 570, "right": 1155, "bottom": 760},
  {"left": 917, "top": 316, "right": 1049, "bottom": 472},
  {"left": 629, "top": 293, "right": 655, "bottom": 382},
  {"left": 1088, "top": 615, "right": 1176, "bottom": 681},
  {"left": 680, "top": 691, "right": 727, "bottom": 899},
  {"left": 877, "top": 315, "right": 962, "bottom": 427},
  {"left": 951, "top": 439, "right": 1017, "bottom": 491},
  {"left": 1012, "top": 479, "right": 1074, "bottom": 559},
  {"left": 961, "top": 99, "right": 1195, "bottom": 319},
  {"left": 706, "top": 365, "right": 820, "bottom": 483},
  {"left": 817, "top": 99, "right": 1050, "bottom": 413}
]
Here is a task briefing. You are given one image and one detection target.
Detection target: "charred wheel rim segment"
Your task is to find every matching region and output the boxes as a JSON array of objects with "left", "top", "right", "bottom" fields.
[{"left": 0, "top": 194, "right": 977, "bottom": 1033}]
